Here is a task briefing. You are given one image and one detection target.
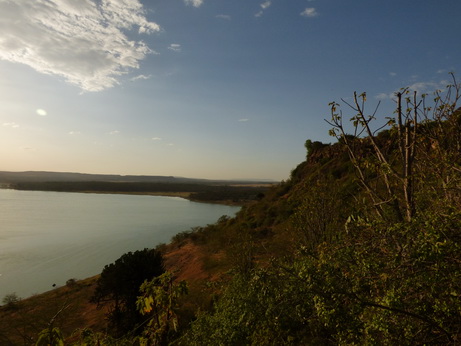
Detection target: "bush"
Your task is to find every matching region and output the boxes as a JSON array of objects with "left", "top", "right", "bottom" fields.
[
  {"left": 2, "top": 293, "right": 20, "bottom": 309},
  {"left": 305, "top": 139, "right": 328, "bottom": 157},
  {"left": 65, "top": 278, "right": 77, "bottom": 288}
]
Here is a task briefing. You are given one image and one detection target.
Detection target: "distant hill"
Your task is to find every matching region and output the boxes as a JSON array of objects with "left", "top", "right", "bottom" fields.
[{"left": 0, "top": 170, "right": 276, "bottom": 185}]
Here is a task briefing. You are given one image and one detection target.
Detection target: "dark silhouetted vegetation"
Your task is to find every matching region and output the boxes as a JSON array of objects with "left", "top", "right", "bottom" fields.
[
  {"left": 90, "top": 248, "right": 165, "bottom": 336},
  {"left": 7, "top": 181, "right": 270, "bottom": 205}
]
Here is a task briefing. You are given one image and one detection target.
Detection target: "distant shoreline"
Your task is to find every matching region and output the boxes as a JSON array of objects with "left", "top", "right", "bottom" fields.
[
  {"left": 76, "top": 190, "right": 244, "bottom": 205},
  {"left": 1, "top": 187, "right": 262, "bottom": 206}
]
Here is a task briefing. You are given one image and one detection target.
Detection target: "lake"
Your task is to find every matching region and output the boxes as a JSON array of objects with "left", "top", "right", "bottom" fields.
[{"left": 0, "top": 189, "right": 240, "bottom": 300}]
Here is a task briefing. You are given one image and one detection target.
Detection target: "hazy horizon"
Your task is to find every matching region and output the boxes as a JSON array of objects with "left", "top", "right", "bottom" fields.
[
  {"left": 0, "top": 0, "right": 460, "bottom": 180},
  {"left": 0, "top": 169, "right": 278, "bottom": 182}
]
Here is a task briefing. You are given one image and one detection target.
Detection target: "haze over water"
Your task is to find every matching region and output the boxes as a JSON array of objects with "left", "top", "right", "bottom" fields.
[{"left": 0, "top": 189, "right": 239, "bottom": 300}]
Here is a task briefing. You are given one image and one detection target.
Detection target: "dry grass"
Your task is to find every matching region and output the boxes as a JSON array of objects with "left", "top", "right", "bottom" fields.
[{"left": 0, "top": 276, "right": 108, "bottom": 345}]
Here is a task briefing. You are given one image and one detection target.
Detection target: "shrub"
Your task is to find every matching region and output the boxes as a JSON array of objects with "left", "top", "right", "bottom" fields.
[{"left": 2, "top": 293, "right": 20, "bottom": 309}]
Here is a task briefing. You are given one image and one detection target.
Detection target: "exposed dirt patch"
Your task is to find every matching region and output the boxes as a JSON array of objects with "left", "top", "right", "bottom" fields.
[{"left": 164, "top": 240, "right": 210, "bottom": 282}]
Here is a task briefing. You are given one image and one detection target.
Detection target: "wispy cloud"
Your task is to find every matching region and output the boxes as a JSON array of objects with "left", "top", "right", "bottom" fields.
[
  {"left": 131, "top": 74, "right": 152, "bottom": 81},
  {"left": 216, "top": 14, "right": 231, "bottom": 20},
  {"left": 238, "top": 118, "right": 249, "bottom": 122},
  {"left": 0, "top": 0, "right": 160, "bottom": 92},
  {"left": 375, "top": 79, "right": 448, "bottom": 100},
  {"left": 68, "top": 131, "right": 81, "bottom": 135},
  {"left": 109, "top": 130, "right": 120, "bottom": 135},
  {"left": 407, "top": 81, "right": 441, "bottom": 93},
  {"left": 152, "top": 137, "right": 162, "bottom": 141},
  {"left": 300, "top": 7, "right": 319, "bottom": 18},
  {"left": 168, "top": 44, "right": 182, "bottom": 53},
  {"left": 3, "top": 122, "right": 19, "bottom": 128},
  {"left": 184, "top": 0, "right": 204, "bottom": 8},
  {"left": 389, "top": 72, "right": 397, "bottom": 77},
  {"left": 375, "top": 92, "right": 392, "bottom": 100},
  {"left": 255, "top": 1, "right": 272, "bottom": 17}
]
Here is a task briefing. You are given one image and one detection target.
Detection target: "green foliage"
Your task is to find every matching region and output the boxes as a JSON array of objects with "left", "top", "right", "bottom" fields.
[
  {"left": 91, "top": 248, "right": 165, "bottom": 336},
  {"left": 69, "top": 328, "right": 136, "bottom": 345},
  {"left": 36, "top": 327, "right": 64, "bottom": 346},
  {"left": 324, "top": 211, "right": 461, "bottom": 343},
  {"left": 181, "top": 210, "right": 461, "bottom": 345},
  {"left": 136, "top": 272, "right": 188, "bottom": 345},
  {"left": 290, "top": 178, "right": 345, "bottom": 250},
  {"left": 179, "top": 268, "right": 309, "bottom": 345}
]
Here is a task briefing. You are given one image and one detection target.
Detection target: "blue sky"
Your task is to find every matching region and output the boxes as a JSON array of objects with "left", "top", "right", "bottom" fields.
[{"left": 0, "top": 0, "right": 460, "bottom": 180}]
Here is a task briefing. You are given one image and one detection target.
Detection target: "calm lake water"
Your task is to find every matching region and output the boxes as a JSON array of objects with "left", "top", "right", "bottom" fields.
[{"left": 0, "top": 189, "right": 239, "bottom": 300}]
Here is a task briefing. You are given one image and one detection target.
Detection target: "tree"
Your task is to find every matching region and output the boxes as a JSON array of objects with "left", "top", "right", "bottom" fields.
[
  {"left": 326, "top": 74, "right": 460, "bottom": 222},
  {"left": 2, "top": 293, "right": 20, "bottom": 309},
  {"left": 91, "top": 248, "right": 165, "bottom": 336}
]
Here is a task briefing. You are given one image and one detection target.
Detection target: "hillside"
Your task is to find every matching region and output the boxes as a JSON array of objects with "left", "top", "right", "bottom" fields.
[
  {"left": 0, "top": 171, "right": 275, "bottom": 185},
  {"left": 1, "top": 81, "right": 460, "bottom": 344}
]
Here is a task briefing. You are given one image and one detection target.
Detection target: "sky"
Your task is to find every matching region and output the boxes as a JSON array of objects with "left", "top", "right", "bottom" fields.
[{"left": 0, "top": 0, "right": 460, "bottom": 181}]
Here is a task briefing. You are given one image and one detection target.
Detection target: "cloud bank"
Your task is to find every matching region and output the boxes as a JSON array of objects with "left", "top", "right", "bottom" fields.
[{"left": 0, "top": 0, "right": 160, "bottom": 92}]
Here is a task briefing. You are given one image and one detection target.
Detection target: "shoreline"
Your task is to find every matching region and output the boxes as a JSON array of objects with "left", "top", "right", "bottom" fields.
[{"left": 1, "top": 187, "right": 249, "bottom": 206}]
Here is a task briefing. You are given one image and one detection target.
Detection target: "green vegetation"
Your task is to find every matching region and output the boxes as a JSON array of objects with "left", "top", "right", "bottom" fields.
[
  {"left": 1, "top": 76, "right": 460, "bottom": 344},
  {"left": 137, "top": 272, "right": 188, "bottom": 344}
]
